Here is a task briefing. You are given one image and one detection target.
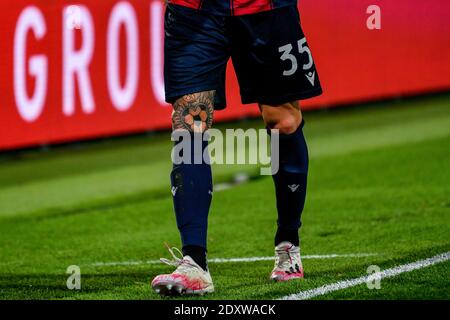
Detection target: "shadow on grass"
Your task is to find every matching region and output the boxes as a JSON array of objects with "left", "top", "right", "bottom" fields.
[{"left": 0, "top": 271, "right": 154, "bottom": 300}]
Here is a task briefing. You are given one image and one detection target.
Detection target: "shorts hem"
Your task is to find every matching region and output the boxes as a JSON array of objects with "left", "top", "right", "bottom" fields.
[{"left": 165, "top": 86, "right": 226, "bottom": 109}]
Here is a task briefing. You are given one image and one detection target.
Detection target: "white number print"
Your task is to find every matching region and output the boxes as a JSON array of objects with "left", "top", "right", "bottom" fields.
[
  {"left": 297, "top": 38, "right": 313, "bottom": 70},
  {"left": 278, "top": 37, "right": 313, "bottom": 76},
  {"left": 278, "top": 43, "right": 297, "bottom": 76}
]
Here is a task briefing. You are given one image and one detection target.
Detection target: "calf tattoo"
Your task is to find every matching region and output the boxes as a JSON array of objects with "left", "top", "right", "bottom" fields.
[{"left": 172, "top": 91, "right": 215, "bottom": 132}]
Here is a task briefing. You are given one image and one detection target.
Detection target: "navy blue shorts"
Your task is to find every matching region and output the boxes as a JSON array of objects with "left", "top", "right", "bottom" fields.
[{"left": 164, "top": 4, "right": 322, "bottom": 110}]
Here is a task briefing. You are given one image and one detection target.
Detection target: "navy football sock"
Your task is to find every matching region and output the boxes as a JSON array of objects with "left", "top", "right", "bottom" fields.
[
  {"left": 170, "top": 132, "right": 212, "bottom": 264},
  {"left": 182, "top": 245, "right": 208, "bottom": 271},
  {"left": 269, "top": 121, "right": 308, "bottom": 247}
]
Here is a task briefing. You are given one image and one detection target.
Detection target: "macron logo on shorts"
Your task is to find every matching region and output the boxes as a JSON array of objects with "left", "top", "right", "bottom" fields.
[
  {"left": 288, "top": 184, "right": 300, "bottom": 192},
  {"left": 306, "top": 71, "right": 315, "bottom": 86}
]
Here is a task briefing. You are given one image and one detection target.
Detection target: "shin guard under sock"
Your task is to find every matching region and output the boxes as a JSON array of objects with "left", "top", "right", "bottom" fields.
[
  {"left": 171, "top": 132, "right": 212, "bottom": 263},
  {"left": 270, "top": 121, "right": 309, "bottom": 247}
]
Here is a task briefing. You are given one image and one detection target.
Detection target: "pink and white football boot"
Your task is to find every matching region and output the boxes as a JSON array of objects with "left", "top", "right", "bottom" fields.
[
  {"left": 270, "top": 241, "right": 304, "bottom": 282},
  {"left": 151, "top": 246, "right": 214, "bottom": 295}
]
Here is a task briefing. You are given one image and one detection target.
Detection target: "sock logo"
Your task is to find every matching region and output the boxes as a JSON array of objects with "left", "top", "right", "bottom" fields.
[
  {"left": 288, "top": 184, "right": 300, "bottom": 192},
  {"left": 171, "top": 186, "right": 178, "bottom": 196}
]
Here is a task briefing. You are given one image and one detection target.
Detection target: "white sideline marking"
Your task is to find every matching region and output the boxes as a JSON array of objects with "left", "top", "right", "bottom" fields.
[
  {"left": 91, "top": 253, "right": 377, "bottom": 267},
  {"left": 279, "top": 251, "right": 450, "bottom": 300}
]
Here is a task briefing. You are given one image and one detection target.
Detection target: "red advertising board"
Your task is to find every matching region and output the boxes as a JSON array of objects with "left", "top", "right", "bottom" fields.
[{"left": 0, "top": 0, "right": 449, "bottom": 150}]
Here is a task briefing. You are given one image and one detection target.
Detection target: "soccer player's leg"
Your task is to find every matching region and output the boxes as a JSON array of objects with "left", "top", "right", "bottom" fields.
[
  {"left": 151, "top": 91, "right": 215, "bottom": 295},
  {"left": 152, "top": 2, "right": 230, "bottom": 295},
  {"left": 230, "top": 5, "right": 322, "bottom": 282},
  {"left": 261, "top": 101, "right": 307, "bottom": 281},
  {"left": 171, "top": 91, "right": 215, "bottom": 267}
]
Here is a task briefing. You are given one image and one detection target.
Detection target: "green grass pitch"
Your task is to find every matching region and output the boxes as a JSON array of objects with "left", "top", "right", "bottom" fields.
[{"left": 0, "top": 94, "right": 449, "bottom": 300}]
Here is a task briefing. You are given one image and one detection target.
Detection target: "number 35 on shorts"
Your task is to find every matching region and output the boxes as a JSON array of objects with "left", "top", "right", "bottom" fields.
[{"left": 278, "top": 38, "right": 314, "bottom": 77}]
